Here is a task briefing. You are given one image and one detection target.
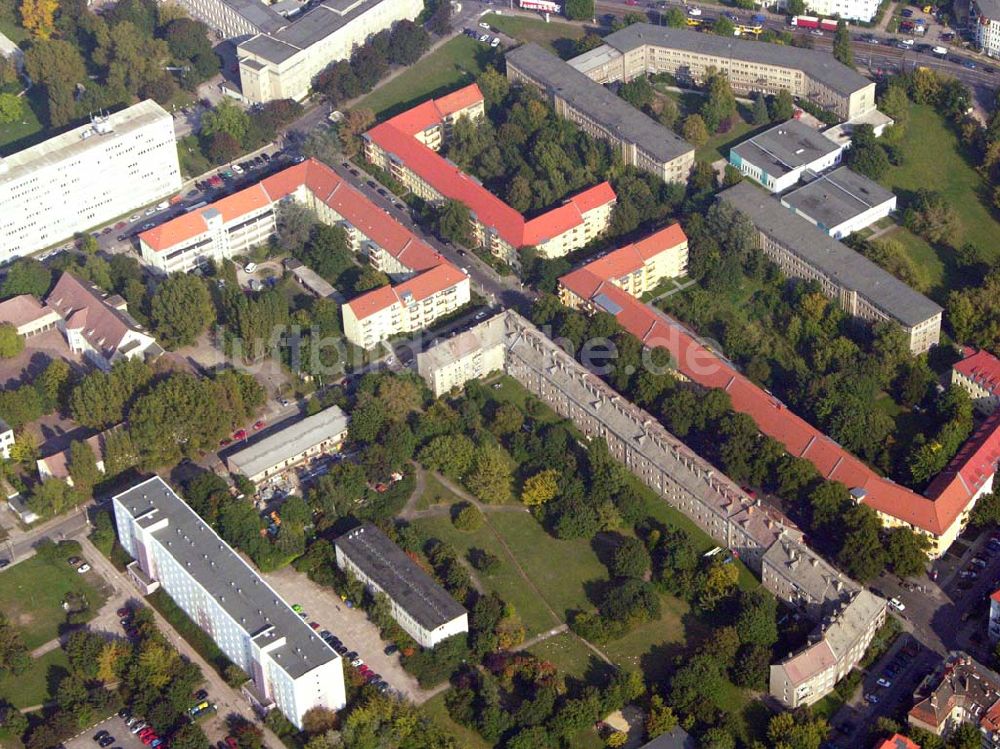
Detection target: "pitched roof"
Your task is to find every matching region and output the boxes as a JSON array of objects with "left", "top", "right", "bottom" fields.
[
  {"left": 345, "top": 264, "right": 468, "bottom": 320},
  {"left": 45, "top": 273, "right": 152, "bottom": 359},
  {"left": 365, "top": 85, "right": 617, "bottom": 249},
  {"left": 563, "top": 223, "right": 686, "bottom": 282},
  {"left": 559, "top": 231, "right": 990, "bottom": 538},
  {"left": 954, "top": 348, "right": 1000, "bottom": 395},
  {"left": 38, "top": 430, "right": 110, "bottom": 481},
  {"left": 0, "top": 294, "right": 55, "bottom": 328},
  {"left": 875, "top": 734, "right": 921, "bottom": 749}
]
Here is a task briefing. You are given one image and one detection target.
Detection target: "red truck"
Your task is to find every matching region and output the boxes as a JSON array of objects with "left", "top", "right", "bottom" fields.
[{"left": 789, "top": 15, "right": 839, "bottom": 31}]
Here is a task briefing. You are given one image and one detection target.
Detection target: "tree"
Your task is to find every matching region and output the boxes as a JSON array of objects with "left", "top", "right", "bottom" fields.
[
  {"left": 466, "top": 443, "right": 513, "bottom": 503},
  {"left": 787, "top": 0, "right": 805, "bottom": 12},
  {"left": 833, "top": 19, "right": 854, "bottom": 66},
  {"left": 0, "top": 258, "right": 52, "bottom": 299},
  {"left": 620, "top": 76, "right": 654, "bottom": 110},
  {"left": 713, "top": 16, "right": 735, "bottom": 37},
  {"left": 0, "top": 615, "right": 29, "bottom": 676},
  {"left": 20, "top": 0, "right": 57, "bottom": 39},
  {"left": 681, "top": 114, "right": 709, "bottom": 147},
  {"left": 434, "top": 199, "right": 475, "bottom": 247},
  {"left": 732, "top": 643, "right": 771, "bottom": 688},
  {"left": 23, "top": 39, "right": 86, "bottom": 126},
  {"left": 150, "top": 274, "right": 214, "bottom": 349},
  {"left": 0, "top": 324, "right": 24, "bottom": 359},
  {"left": 68, "top": 440, "right": 101, "bottom": 493},
  {"left": 477, "top": 66, "right": 510, "bottom": 106},
  {"left": 645, "top": 695, "right": 677, "bottom": 738},
  {"left": 202, "top": 99, "right": 250, "bottom": 144},
  {"left": 735, "top": 588, "right": 778, "bottom": 647},
  {"left": 849, "top": 143, "right": 890, "bottom": 180},
  {"left": 838, "top": 505, "right": 887, "bottom": 581},
  {"left": 207, "top": 131, "right": 242, "bottom": 164},
  {"left": 170, "top": 724, "right": 210, "bottom": 749},
  {"left": 904, "top": 189, "right": 960, "bottom": 244},
  {"left": 770, "top": 89, "right": 794, "bottom": 122},
  {"left": 388, "top": 19, "right": 430, "bottom": 64},
  {"left": 885, "top": 528, "right": 930, "bottom": 578},
  {"left": 700, "top": 70, "right": 737, "bottom": 133},
  {"left": 698, "top": 560, "right": 739, "bottom": 609},
  {"left": 0, "top": 93, "right": 23, "bottom": 124},
  {"left": 609, "top": 536, "right": 651, "bottom": 578},
  {"left": 521, "top": 468, "right": 560, "bottom": 506},
  {"left": 354, "top": 266, "right": 390, "bottom": 293},
  {"left": 28, "top": 478, "right": 82, "bottom": 517},
  {"left": 452, "top": 502, "right": 484, "bottom": 531},
  {"left": 751, "top": 92, "right": 769, "bottom": 126},
  {"left": 564, "top": 0, "right": 594, "bottom": 20}
]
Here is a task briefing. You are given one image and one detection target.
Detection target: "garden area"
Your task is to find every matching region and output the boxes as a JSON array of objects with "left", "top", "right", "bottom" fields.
[
  {"left": 0, "top": 647, "right": 70, "bottom": 709},
  {"left": 481, "top": 12, "right": 585, "bottom": 58}
]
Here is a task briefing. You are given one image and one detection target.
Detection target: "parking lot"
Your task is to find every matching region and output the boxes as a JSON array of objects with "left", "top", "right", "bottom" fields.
[
  {"left": 262, "top": 566, "right": 431, "bottom": 702},
  {"left": 65, "top": 714, "right": 147, "bottom": 749}
]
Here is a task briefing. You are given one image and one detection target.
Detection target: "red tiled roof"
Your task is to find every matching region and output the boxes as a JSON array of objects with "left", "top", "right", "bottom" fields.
[
  {"left": 365, "top": 86, "right": 616, "bottom": 249},
  {"left": 435, "top": 83, "right": 486, "bottom": 117},
  {"left": 875, "top": 734, "right": 920, "bottom": 749},
  {"left": 991, "top": 589, "right": 1000, "bottom": 604},
  {"left": 569, "top": 223, "right": 686, "bottom": 282},
  {"left": 560, "top": 235, "right": 997, "bottom": 538},
  {"left": 955, "top": 348, "right": 1000, "bottom": 395},
  {"left": 346, "top": 264, "right": 468, "bottom": 320},
  {"left": 0, "top": 294, "right": 54, "bottom": 328},
  {"left": 140, "top": 211, "right": 210, "bottom": 253},
  {"left": 213, "top": 184, "right": 271, "bottom": 222}
]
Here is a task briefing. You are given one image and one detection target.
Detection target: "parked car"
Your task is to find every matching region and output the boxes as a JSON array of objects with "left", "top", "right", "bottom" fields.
[
  {"left": 77, "top": 563, "right": 91, "bottom": 574},
  {"left": 888, "top": 597, "right": 905, "bottom": 612},
  {"left": 490, "top": 37, "right": 500, "bottom": 47},
  {"left": 877, "top": 677, "right": 892, "bottom": 688},
  {"left": 254, "top": 420, "right": 266, "bottom": 430},
  {"left": 99, "top": 737, "right": 116, "bottom": 748},
  {"left": 384, "top": 644, "right": 399, "bottom": 655},
  {"left": 351, "top": 657, "right": 364, "bottom": 667},
  {"left": 865, "top": 693, "right": 879, "bottom": 704},
  {"left": 94, "top": 731, "right": 110, "bottom": 743},
  {"left": 233, "top": 429, "right": 248, "bottom": 440}
]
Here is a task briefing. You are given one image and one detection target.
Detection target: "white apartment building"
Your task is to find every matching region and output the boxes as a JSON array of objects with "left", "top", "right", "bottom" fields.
[
  {"left": 729, "top": 119, "right": 845, "bottom": 194},
  {"left": 777, "top": 0, "right": 881, "bottom": 22},
  {"left": 113, "top": 477, "right": 346, "bottom": 728},
  {"left": 972, "top": 0, "right": 1000, "bottom": 57},
  {"left": 780, "top": 167, "right": 897, "bottom": 239},
  {"left": 0, "top": 420, "right": 13, "bottom": 461},
  {"left": 416, "top": 313, "right": 507, "bottom": 397},
  {"left": 237, "top": 0, "right": 423, "bottom": 103},
  {"left": 0, "top": 100, "right": 181, "bottom": 263},
  {"left": 991, "top": 590, "right": 1000, "bottom": 643},
  {"left": 334, "top": 523, "right": 468, "bottom": 648},
  {"left": 342, "top": 265, "right": 471, "bottom": 350},
  {"left": 952, "top": 348, "right": 1000, "bottom": 415},
  {"left": 225, "top": 406, "right": 350, "bottom": 484}
]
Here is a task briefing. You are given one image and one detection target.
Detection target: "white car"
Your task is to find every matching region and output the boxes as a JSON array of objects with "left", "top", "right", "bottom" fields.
[
  {"left": 479, "top": 21, "right": 490, "bottom": 28},
  {"left": 810, "top": 28, "right": 824, "bottom": 36},
  {"left": 490, "top": 37, "right": 500, "bottom": 47},
  {"left": 144, "top": 207, "right": 157, "bottom": 216},
  {"left": 687, "top": 6, "right": 701, "bottom": 15},
  {"left": 244, "top": 262, "right": 258, "bottom": 274},
  {"left": 479, "top": 33, "right": 489, "bottom": 42},
  {"left": 232, "top": 164, "right": 244, "bottom": 174},
  {"left": 876, "top": 677, "right": 892, "bottom": 688},
  {"left": 888, "top": 597, "right": 905, "bottom": 612},
  {"left": 351, "top": 657, "right": 364, "bottom": 668},
  {"left": 77, "top": 563, "right": 91, "bottom": 573}
]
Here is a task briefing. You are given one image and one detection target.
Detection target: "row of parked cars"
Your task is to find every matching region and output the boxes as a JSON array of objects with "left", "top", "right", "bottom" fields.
[
  {"left": 862, "top": 640, "right": 922, "bottom": 705},
  {"left": 317, "top": 628, "right": 393, "bottom": 694}
]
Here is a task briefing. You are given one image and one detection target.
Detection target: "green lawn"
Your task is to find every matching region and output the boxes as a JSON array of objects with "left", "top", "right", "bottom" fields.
[
  {"left": 0, "top": 90, "right": 44, "bottom": 156},
  {"left": 415, "top": 472, "right": 466, "bottom": 512},
  {"left": 481, "top": 13, "right": 584, "bottom": 58},
  {"left": 528, "top": 632, "right": 599, "bottom": 679},
  {"left": 697, "top": 117, "right": 756, "bottom": 163},
  {"left": 879, "top": 103, "right": 1000, "bottom": 296},
  {"left": 421, "top": 693, "right": 493, "bottom": 749},
  {"left": 0, "top": 648, "right": 70, "bottom": 709},
  {"left": 414, "top": 514, "right": 560, "bottom": 636},
  {"left": 0, "top": 556, "right": 107, "bottom": 649},
  {"left": 879, "top": 225, "right": 945, "bottom": 300},
  {"left": 360, "top": 36, "right": 496, "bottom": 120},
  {"left": 602, "top": 594, "right": 689, "bottom": 681}
]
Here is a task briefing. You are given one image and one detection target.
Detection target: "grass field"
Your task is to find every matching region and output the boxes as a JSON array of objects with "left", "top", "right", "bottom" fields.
[
  {"left": 879, "top": 103, "right": 1000, "bottom": 296},
  {"left": 0, "top": 648, "right": 70, "bottom": 709},
  {"left": 422, "top": 693, "right": 494, "bottom": 749},
  {"left": 359, "top": 36, "right": 497, "bottom": 120},
  {"left": 0, "top": 556, "right": 107, "bottom": 649},
  {"left": 528, "top": 632, "right": 599, "bottom": 679},
  {"left": 601, "top": 594, "right": 689, "bottom": 681},
  {"left": 415, "top": 472, "right": 467, "bottom": 511},
  {"left": 481, "top": 13, "right": 584, "bottom": 58},
  {"left": 0, "top": 90, "right": 45, "bottom": 156}
]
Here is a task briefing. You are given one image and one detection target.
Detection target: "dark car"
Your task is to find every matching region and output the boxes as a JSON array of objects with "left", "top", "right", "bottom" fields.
[
  {"left": 194, "top": 689, "right": 208, "bottom": 701},
  {"left": 384, "top": 644, "right": 398, "bottom": 655},
  {"left": 94, "top": 731, "right": 110, "bottom": 742},
  {"left": 99, "top": 736, "right": 116, "bottom": 747}
]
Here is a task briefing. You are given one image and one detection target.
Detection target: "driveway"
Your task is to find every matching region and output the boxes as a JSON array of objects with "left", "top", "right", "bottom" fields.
[
  {"left": 262, "top": 566, "right": 438, "bottom": 703},
  {"left": 0, "top": 328, "right": 82, "bottom": 389},
  {"left": 64, "top": 714, "right": 147, "bottom": 749}
]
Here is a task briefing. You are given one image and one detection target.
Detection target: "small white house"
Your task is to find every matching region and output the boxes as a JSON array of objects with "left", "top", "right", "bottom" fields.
[
  {"left": 729, "top": 118, "right": 844, "bottom": 193},
  {"left": 780, "top": 167, "right": 897, "bottom": 239}
]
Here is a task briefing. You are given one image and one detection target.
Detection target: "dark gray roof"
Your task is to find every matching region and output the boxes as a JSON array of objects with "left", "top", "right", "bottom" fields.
[
  {"left": 114, "top": 477, "right": 339, "bottom": 679},
  {"left": 225, "top": 0, "right": 287, "bottom": 33},
  {"left": 239, "top": 0, "right": 384, "bottom": 64},
  {"left": 601, "top": 24, "right": 872, "bottom": 97},
  {"left": 506, "top": 43, "right": 693, "bottom": 165},
  {"left": 731, "top": 119, "right": 841, "bottom": 178},
  {"left": 640, "top": 728, "right": 697, "bottom": 749},
  {"left": 780, "top": 166, "right": 897, "bottom": 229},
  {"left": 974, "top": 0, "right": 1000, "bottom": 22},
  {"left": 335, "top": 523, "right": 467, "bottom": 632},
  {"left": 718, "top": 181, "right": 941, "bottom": 327}
]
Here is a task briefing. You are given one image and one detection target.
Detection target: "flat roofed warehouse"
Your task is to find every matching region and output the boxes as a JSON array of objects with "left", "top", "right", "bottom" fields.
[
  {"left": 729, "top": 119, "right": 843, "bottom": 191},
  {"left": 335, "top": 523, "right": 468, "bottom": 647},
  {"left": 780, "top": 166, "right": 897, "bottom": 238},
  {"left": 225, "top": 405, "right": 350, "bottom": 483}
]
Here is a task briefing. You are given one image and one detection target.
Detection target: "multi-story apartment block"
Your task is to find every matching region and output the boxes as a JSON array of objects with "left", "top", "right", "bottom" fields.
[
  {"left": 169, "top": 0, "right": 285, "bottom": 42},
  {"left": 557, "top": 222, "right": 990, "bottom": 558},
  {"left": 113, "top": 477, "right": 346, "bottom": 728},
  {"left": 780, "top": 166, "right": 897, "bottom": 239},
  {"left": 729, "top": 119, "right": 844, "bottom": 193},
  {"left": 0, "top": 420, "right": 13, "bottom": 461},
  {"left": 875, "top": 735, "right": 921, "bottom": 749},
  {"left": 569, "top": 24, "right": 877, "bottom": 121},
  {"left": 503, "top": 43, "right": 695, "bottom": 184},
  {"left": 764, "top": 537, "right": 885, "bottom": 707},
  {"left": 334, "top": 523, "right": 468, "bottom": 648},
  {"left": 972, "top": 0, "right": 1000, "bottom": 58},
  {"left": 140, "top": 158, "right": 468, "bottom": 348},
  {"left": 37, "top": 429, "right": 110, "bottom": 486},
  {"left": 45, "top": 273, "right": 160, "bottom": 371},
  {"left": 777, "top": 0, "right": 881, "bottom": 22},
  {"left": 0, "top": 294, "right": 61, "bottom": 338},
  {"left": 500, "top": 310, "right": 883, "bottom": 708},
  {"left": 416, "top": 313, "right": 507, "bottom": 397},
  {"left": 990, "top": 589, "right": 1000, "bottom": 643},
  {"left": 0, "top": 101, "right": 181, "bottom": 263},
  {"left": 909, "top": 653, "right": 1000, "bottom": 740},
  {"left": 719, "top": 182, "right": 941, "bottom": 354},
  {"left": 237, "top": 0, "right": 423, "bottom": 104},
  {"left": 952, "top": 348, "right": 1000, "bottom": 415},
  {"left": 343, "top": 264, "right": 470, "bottom": 349},
  {"left": 363, "top": 84, "right": 617, "bottom": 270},
  {"left": 558, "top": 223, "right": 688, "bottom": 307},
  {"left": 225, "top": 406, "right": 350, "bottom": 484}
]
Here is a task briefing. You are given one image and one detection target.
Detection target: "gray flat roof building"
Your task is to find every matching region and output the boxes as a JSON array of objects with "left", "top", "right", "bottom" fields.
[
  {"left": 505, "top": 43, "right": 693, "bottom": 166},
  {"left": 226, "top": 405, "right": 350, "bottom": 482},
  {"left": 730, "top": 119, "right": 843, "bottom": 182},
  {"left": 719, "top": 181, "right": 941, "bottom": 329},
  {"left": 335, "top": 523, "right": 467, "bottom": 645},
  {"left": 240, "top": 0, "right": 381, "bottom": 64},
  {"left": 600, "top": 24, "right": 872, "bottom": 98},
  {"left": 780, "top": 166, "right": 897, "bottom": 234}
]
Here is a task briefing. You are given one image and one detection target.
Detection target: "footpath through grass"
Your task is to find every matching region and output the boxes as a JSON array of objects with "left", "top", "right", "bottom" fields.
[
  {"left": 0, "top": 554, "right": 107, "bottom": 649},
  {"left": 0, "top": 647, "right": 70, "bottom": 709},
  {"left": 880, "top": 103, "right": 1000, "bottom": 296},
  {"left": 359, "top": 35, "right": 494, "bottom": 120}
]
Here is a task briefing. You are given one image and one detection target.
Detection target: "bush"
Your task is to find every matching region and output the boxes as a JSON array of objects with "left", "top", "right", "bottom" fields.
[
  {"left": 468, "top": 547, "right": 501, "bottom": 574},
  {"left": 452, "top": 502, "right": 484, "bottom": 531},
  {"left": 224, "top": 663, "right": 249, "bottom": 687},
  {"left": 400, "top": 634, "right": 469, "bottom": 687}
]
